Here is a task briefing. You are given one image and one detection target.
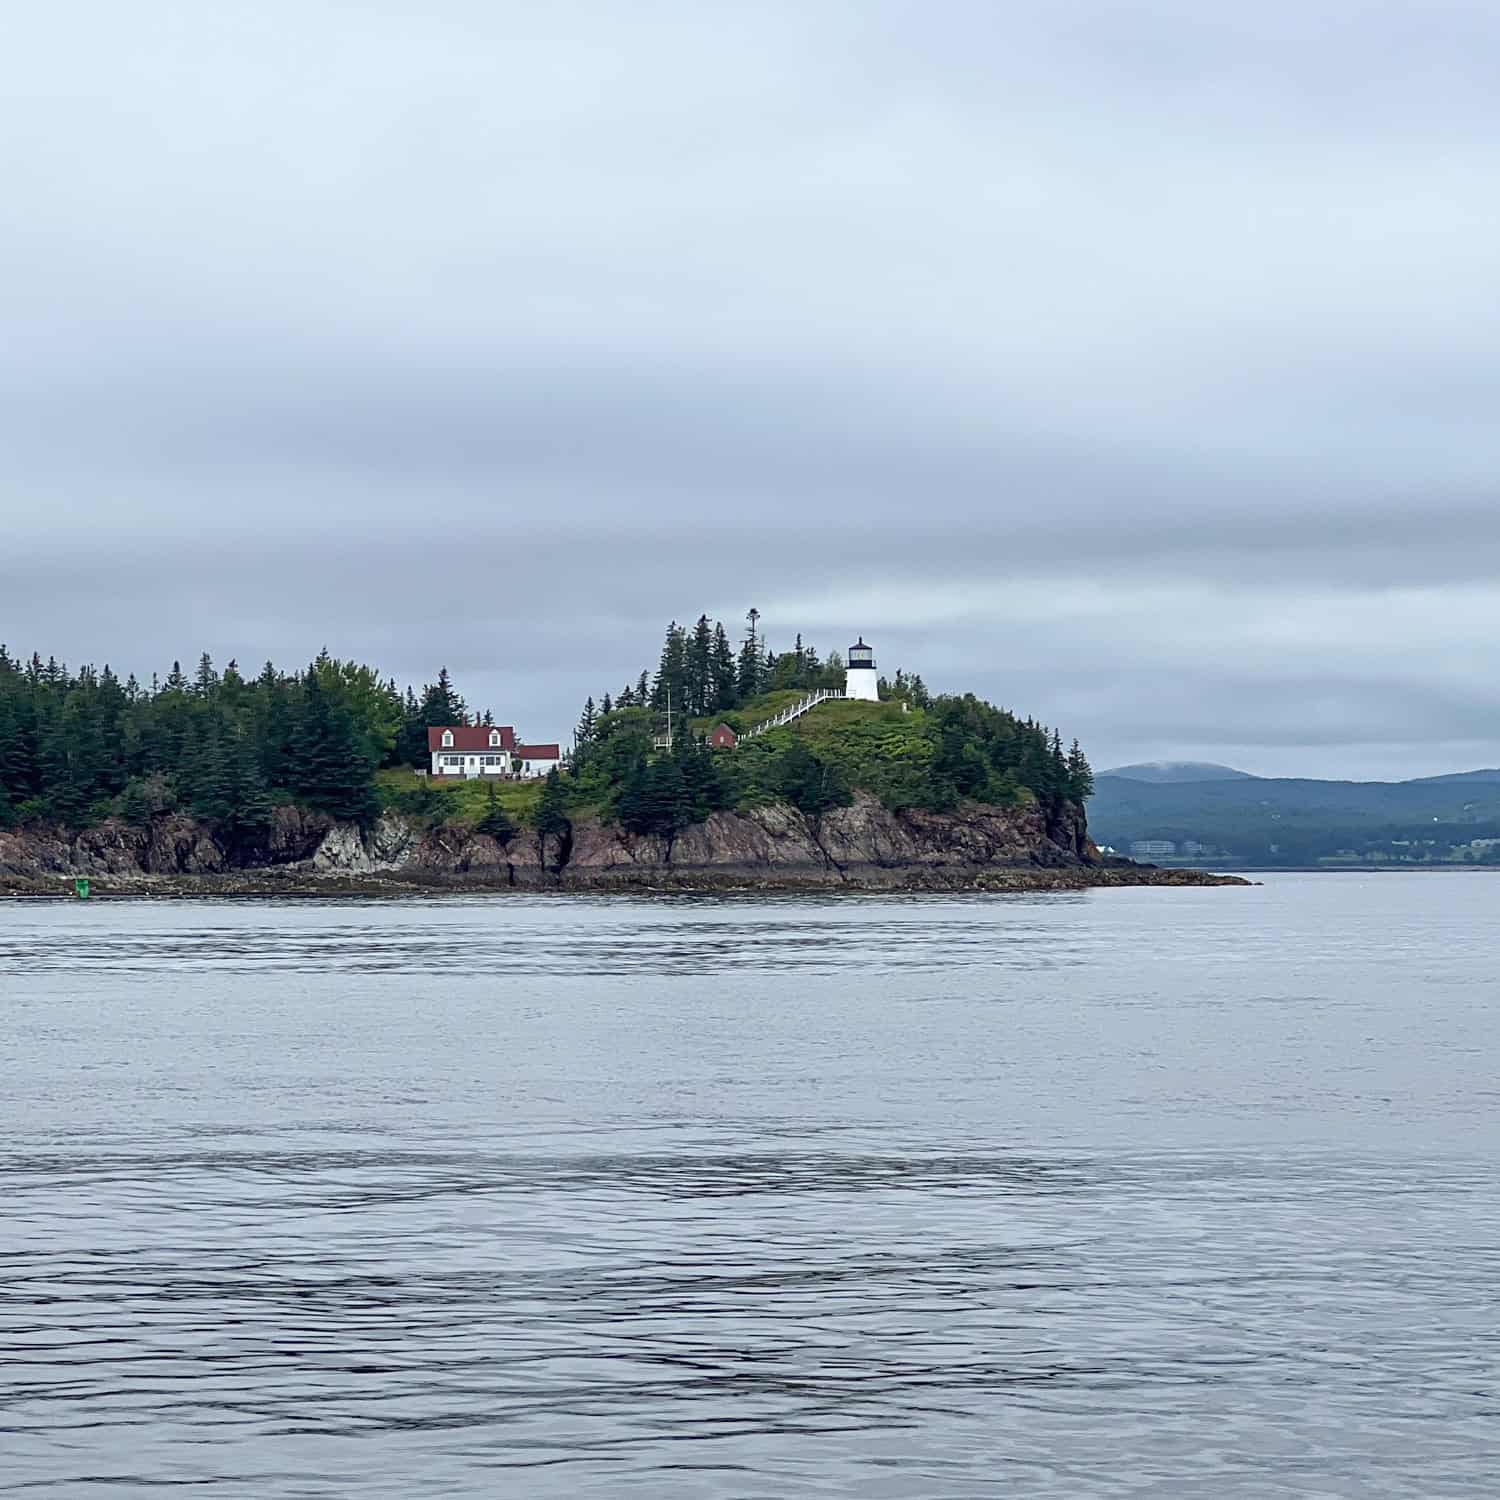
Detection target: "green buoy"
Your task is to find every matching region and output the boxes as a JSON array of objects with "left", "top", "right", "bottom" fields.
[{"left": 74, "top": 877, "right": 90, "bottom": 900}]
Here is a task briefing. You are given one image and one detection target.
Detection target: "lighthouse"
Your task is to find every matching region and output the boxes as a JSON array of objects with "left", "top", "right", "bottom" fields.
[{"left": 845, "top": 637, "right": 879, "bottom": 702}]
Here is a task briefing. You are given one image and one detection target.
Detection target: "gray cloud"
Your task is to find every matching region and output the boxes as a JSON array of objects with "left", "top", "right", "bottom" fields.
[{"left": 2, "top": 1, "right": 1498, "bottom": 778}]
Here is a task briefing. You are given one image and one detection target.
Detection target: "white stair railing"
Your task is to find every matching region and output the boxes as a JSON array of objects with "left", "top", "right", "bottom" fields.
[{"left": 741, "top": 688, "right": 846, "bottom": 741}]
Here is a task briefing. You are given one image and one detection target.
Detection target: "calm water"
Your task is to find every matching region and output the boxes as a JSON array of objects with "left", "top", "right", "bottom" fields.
[{"left": 2, "top": 874, "right": 1498, "bottom": 1497}]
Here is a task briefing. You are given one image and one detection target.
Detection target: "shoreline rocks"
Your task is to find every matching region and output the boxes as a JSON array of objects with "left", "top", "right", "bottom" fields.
[{"left": 0, "top": 794, "right": 1251, "bottom": 897}]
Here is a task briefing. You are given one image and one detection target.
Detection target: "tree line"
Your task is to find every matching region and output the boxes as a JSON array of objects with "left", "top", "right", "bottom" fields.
[
  {"left": 585, "top": 610, "right": 932, "bottom": 721},
  {"left": 0, "top": 647, "right": 490, "bottom": 838},
  {"left": 1, "top": 616, "right": 1096, "bottom": 854}
]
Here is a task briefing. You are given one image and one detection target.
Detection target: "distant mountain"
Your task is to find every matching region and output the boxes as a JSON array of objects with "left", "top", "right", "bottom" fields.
[
  {"left": 1089, "top": 768, "right": 1500, "bottom": 867},
  {"left": 1406, "top": 768, "right": 1500, "bottom": 785},
  {"left": 1101, "top": 760, "right": 1255, "bottom": 784}
]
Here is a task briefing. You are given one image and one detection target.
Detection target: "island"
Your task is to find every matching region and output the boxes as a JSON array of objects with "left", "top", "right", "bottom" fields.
[{"left": 0, "top": 620, "right": 1245, "bottom": 894}]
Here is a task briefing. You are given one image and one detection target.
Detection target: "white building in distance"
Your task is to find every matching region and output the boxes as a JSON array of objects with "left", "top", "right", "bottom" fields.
[
  {"left": 427, "top": 725, "right": 562, "bottom": 780},
  {"left": 845, "top": 637, "right": 879, "bottom": 702}
]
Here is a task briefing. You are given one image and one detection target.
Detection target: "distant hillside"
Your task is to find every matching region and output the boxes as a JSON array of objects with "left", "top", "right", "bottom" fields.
[
  {"left": 1101, "top": 760, "right": 1255, "bottom": 784},
  {"left": 1089, "top": 770, "right": 1500, "bottom": 867},
  {"left": 1407, "top": 768, "right": 1500, "bottom": 785}
]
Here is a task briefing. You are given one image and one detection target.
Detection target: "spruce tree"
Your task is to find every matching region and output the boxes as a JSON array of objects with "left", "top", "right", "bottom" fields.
[
  {"left": 1066, "top": 739, "right": 1094, "bottom": 801},
  {"left": 421, "top": 667, "right": 467, "bottom": 728},
  {"left": 224, "top": 725, "right": 273, "bottom": 841},
  {"left": 534, "top": 767, "right": 571, "bottom": 868},
  {"left": 651, "top": 623, "right": 689, "bottom": 713},
  {"left": 735, "top": 636, "right": 761, "bottom": 701},
  {"left": 193, "top": 652, "right": 219, "bottom": 698},
  {"left": 476, "top": 781, "right": 517, "bottom": 844},
  {"left": 576, "top": 696, "right": 597, "bottom": 750},
  {"left": 291, "top": 668, "right": 379, "bottom": 825},
  {"left": 688, "top": 615, "right": 714, "bottom": 716},
  {"left": 395, "top": 686, "right": 427, "bottom": 767},
  {"left": 186, "top": 710, "right": 234, "bottom": 822},
  {"left": 775, "top": 742, "right": 851, "bottom": 817},
  {"left": 675, "top": 732, "right": 729, "bottom": 820},
  {"left": 711, "top": 622, "right": 737, "bottom": 710}
]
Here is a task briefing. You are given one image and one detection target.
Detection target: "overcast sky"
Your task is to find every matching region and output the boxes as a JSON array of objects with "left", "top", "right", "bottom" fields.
[{"left": 3, "top": 2, "right": 1498, "bottom": 779}]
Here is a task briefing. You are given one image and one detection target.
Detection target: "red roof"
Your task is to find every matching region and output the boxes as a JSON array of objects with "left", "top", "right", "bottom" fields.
[
  {"left": 428, "top": 725, "right": 515, "bottom": 752},
  {"left": 516, "top": 743, "right": 561, "bottom": 760}
]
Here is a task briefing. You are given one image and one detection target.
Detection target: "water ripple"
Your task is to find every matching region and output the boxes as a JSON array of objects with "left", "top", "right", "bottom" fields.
[{"left": 4, "top": 879, "right": 1499, "bottom": 1495}]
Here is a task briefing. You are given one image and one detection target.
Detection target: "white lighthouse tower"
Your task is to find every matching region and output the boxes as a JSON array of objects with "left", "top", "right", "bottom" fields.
[{"left": 845, "top": 637, "right": 879, "bottom": 702}]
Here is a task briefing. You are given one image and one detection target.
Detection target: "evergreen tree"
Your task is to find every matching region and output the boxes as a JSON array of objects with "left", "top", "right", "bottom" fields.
[
  {"left": 475, "top": 781, "right": 518, "bottom": 844},
  {"left": 223, "top": 724, "right": 273, "bottom": 842},
  {"left": 193, "top": 652, "right": 219, "bottom": 697},
  {"left": 651, "top": 623, "right": 689, "bottom": 713},
  {"left": 711, "top": 622, "right": 737, "bottom": 710},
  {"left": 674, "top": 731, "right": 730, "bottom": 820},
  {"left": 185, "top": 709, "right": 234, "bottom": 822},
  {"left": 575, "top": 696, "right": 598, "bottom": 756},
  {"left": 736, "top": 609, "right": 762, "bottom": 700},
  {"left": 421, "top": 667, "right": 467, "bottom": 728},
  {"left": 1066, "top": 739, "right": 1095, "bottom": 800},
  {"left": 533, "top": 767, "right": 571, "bottom": 868},
  {"left": 617, "top": 756, "right": 692, "bottom": 843},
  {"left": 290, "top": 668, "right": 379, "bottom": 825},
  {"left": 0, "top": 693, "right": 22, "bottom": 825},
  {"left": 735, "top": 635, "right": 762, "bottom": 700},
  {"left": 775, "top": 742, "right": 851, "bottom": 817},
  {"left": 1049, "top": 730, "right": 1068, "bottom": 801},
  {"left": 688, "top": 615, "right": 714, "bottom": 716},
  {"left": 394, "top": 686, "right": 426, "bottom": 767}
]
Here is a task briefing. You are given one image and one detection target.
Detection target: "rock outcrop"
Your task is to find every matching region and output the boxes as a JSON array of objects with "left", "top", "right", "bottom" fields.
[
  {"left": 0, "top": 804, "right": 335, "bottom": 881},
  {"left": 556, "top": 793, "right": 1090, "bottom": 886},
  {"left": 311, "top": 814, "right": 418, "bottom": 874},
  {"left": 0, "top": 794, "right": 1246, "bottom": 893}
]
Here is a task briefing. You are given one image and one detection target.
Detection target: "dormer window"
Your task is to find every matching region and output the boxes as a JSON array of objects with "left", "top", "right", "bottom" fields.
[
  {"left": 489, "top": 730, "right": 501, "bottom": 747},
  {"left": 441, "top": 730, "right": 454, "bottom": 747}
]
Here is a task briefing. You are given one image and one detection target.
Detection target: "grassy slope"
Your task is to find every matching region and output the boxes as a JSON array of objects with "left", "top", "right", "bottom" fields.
[
  {"left": 375, "top": 768, "right": 544, "bottom": 823},
  {"left": 687, "top": 689, "right": 816, "bottom": 736},
  {"left": 726, "top": 697, "right": 956, "bottom": 811}
]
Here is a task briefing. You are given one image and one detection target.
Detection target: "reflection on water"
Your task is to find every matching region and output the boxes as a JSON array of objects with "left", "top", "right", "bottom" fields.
[
  {"left": 3, "top": 878, "right": 1499, "bottom": 1496},
  {"left": 0, "top": 894, "right": 1091, "bottom": 976}
]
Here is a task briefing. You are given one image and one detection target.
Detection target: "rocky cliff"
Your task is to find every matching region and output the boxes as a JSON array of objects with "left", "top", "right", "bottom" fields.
[{"left": 0, "top": 794, "right": 1244, "bottom": 893}]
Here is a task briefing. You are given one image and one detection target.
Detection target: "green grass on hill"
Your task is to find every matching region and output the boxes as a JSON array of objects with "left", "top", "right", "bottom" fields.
[
  {"left": 687, "top": 688, "right": 816, "bottom": 736},
  {"left": 375, "top": 768, "right": 544, "bottom": 825},
  {"left": 717, "top": 696, "right": 979, "bottom": 811}
]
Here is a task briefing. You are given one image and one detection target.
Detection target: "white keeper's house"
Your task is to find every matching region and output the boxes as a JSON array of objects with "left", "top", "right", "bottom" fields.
[{"left": 427, "top": 726, "right": 562, "bottom": 780}]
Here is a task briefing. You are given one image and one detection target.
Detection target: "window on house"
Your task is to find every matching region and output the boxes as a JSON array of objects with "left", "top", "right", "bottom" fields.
[
  {"left": 441, "top": 730, "right": 454, "bottom": 747},
  {"left": 489, "top": 730, "right": 500, "bottom": 747}
]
